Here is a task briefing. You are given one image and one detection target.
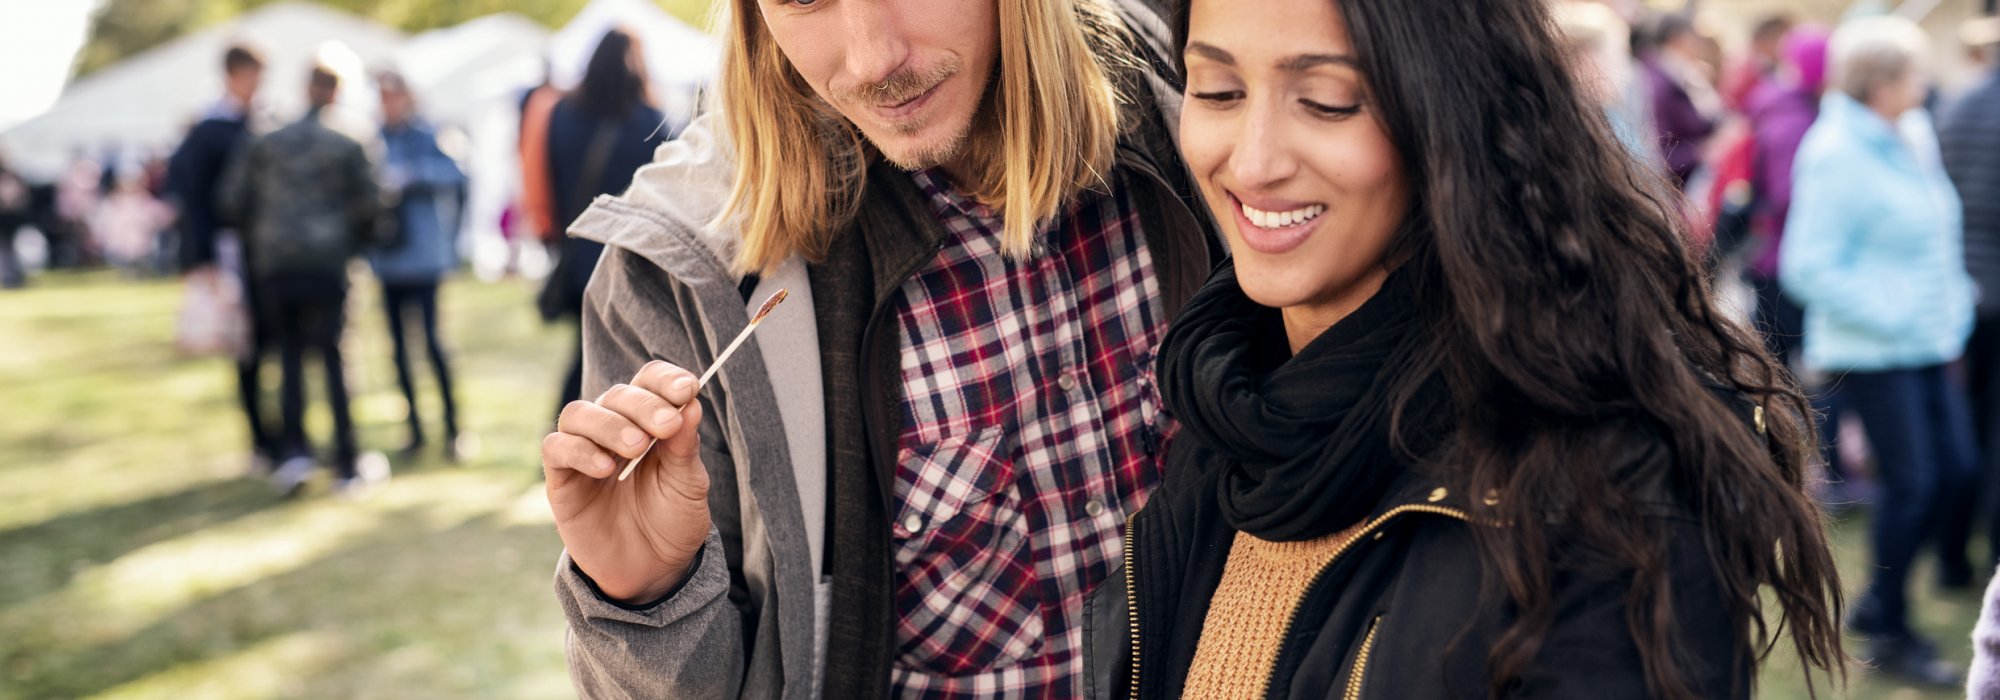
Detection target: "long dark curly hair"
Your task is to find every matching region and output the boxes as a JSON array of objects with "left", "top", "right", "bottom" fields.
[{"left": 1171, "top": 1, "right": 1843, "bottom": 697}]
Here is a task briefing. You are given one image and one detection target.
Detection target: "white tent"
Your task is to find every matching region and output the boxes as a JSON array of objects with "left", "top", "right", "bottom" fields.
[
  {"left": 0, "top": 1, "right": 406, "bottom": 180},
  {"left": 394, "top": 13, "right": 550, "bottom": 128},
  {"left": 549, "top": 0, "right": 722, "bottom": 125}
]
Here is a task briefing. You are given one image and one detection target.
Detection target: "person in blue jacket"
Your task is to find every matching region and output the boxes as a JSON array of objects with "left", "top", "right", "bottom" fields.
[
  {"left": 1779, "top": 15, "right": 1973, "bottom": 687},
  {"left": 367, "top": 71, "right": 466, "bottom": 462}
]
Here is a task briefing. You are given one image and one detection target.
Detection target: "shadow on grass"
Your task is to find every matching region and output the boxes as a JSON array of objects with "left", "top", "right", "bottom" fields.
[
  {"left": 0, "top": 478, "right": 282, "bottom": 610},
  {"left": 4, "top": 507, "right": 563, "bottom": 700}
]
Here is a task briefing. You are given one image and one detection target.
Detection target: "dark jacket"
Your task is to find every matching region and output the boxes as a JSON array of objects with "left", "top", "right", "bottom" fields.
[
  {"left": 544, "top": 98, "right": 667, "bottom": 315},
  {"left": 1942, "top": 69, "right": 2000, "bottom": 317},
  {"left": 1089, "top": 407, "right": 1755, "bottom": 699},
  {"left": 217, "top": 107, "right": 379, "bottom": 282},
  {"left": 167, "top": 112, "right": 252, "bottom": 270}
]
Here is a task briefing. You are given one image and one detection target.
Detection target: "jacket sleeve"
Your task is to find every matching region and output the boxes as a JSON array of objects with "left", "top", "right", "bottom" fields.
[
  {"left": 553, "top": 247, "right": 748, "bottom": 699},
  {"left": 1779, "top": 147, "right": 1911, "bottom": 338},
  {"left": 346, "top": 140, "right": 383, "bottom": 246},
  {"left": 215, "top": 138, "right": 255, "bottom": 232},
  {"left": 1509, "top": 519, "right": 1748, "bottom": 700},
  {"left": 167, "top": 123, "right": 217, "bottom": 270}
]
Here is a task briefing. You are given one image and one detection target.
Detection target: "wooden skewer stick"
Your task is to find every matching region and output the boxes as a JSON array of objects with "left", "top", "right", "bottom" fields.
[{"left": 618, "top": 289, "right": 788, "bottom": 482}]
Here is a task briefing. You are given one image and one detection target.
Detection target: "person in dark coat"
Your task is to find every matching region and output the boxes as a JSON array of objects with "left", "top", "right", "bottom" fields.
[
  {"left": 1089, "top": 0, "right": 1845, "bottom": 697},
  {"left": 536, "top": 28, "right": 667, "bottom": 418},
  {"left": 166, "top": 44, "right": 275, "bottom": 470},
  {"left": 366, "top": 71, "right": 467, "bottom": 462},
  {"left": 1941, "top": 17, "right": 2000, "bottom": 588},
  {"left": 218, "top": 61, "right": 382, "bottom": 497}
]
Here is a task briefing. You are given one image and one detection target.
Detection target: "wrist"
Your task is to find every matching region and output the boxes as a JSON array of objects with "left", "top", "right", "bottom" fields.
[{"left": 585, "top": 550, "right": 702, "bottom": 610}]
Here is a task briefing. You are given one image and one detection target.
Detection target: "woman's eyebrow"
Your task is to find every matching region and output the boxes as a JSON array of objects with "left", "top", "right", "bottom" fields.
[{"left": 1183, "top": 42, "right": 1358, "bottom": 73}]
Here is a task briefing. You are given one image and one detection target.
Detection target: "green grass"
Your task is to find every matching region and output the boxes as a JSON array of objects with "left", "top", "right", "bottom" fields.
[
  {"left": 1756, "top": 510, "right": 1984, "bottom": 700},
  {"left": 0, "top": 270, "right": 1987, "bottom": 698},
  {"left": 1, "top": 270, "right": 574, "bottom": 700}
]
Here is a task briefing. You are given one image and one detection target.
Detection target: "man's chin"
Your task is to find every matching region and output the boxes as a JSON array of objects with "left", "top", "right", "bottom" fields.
[{"left": 875, "top": 134, "right": 968, "bottom": 173}]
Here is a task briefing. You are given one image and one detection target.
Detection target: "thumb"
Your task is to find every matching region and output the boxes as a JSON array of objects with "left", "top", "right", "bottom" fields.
[{"left": 656, "top": 399, "right": 706, "bottom": 483}]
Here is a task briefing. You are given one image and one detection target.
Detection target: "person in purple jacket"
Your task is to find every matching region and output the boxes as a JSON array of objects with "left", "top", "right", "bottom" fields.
[{"left": 1638, "top": 12, "right": 1723, "bottom": 189}]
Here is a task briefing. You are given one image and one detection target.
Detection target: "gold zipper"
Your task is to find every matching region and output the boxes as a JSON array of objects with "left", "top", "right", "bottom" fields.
[
  {"left": 1124, "top": 502, "right": 1469, "bottom": 700},
  {"left": 1274, "top": 504, "right": 1470, "bottom": 697},
  {"left": 1344, "top": 615, "right": 1383, "bottom": 700},
  {"left": 1124, "top": 514, "right": 1142, "bottom": 700}
]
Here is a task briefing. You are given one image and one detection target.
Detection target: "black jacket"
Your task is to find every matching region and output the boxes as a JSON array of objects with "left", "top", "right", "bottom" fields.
[
  {"left": 546, "top": 98, "right": 669, "bottom": 315},
  {"left": 1942, "top": 68, "right": 2000, "bottom": 318},
  {"left": 1088, "top": 415, "right": 1754, "bottom": 699},
  {"left": 167, "top": 114, "right": 251, "bottom": 270}
]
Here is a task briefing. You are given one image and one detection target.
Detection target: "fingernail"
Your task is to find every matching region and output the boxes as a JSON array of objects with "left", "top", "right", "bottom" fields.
[
  {"left": 672, "top": 377, "right": 696, "bottom": 395},
  {"left": 653, "top": 409, "right": 675, "bottom": 428},
  {"left": 623, "top": 429, "right": 646, "bottom": 447},
  {"left": 596, "top": 455, "right": 615, "bottom": 473}
]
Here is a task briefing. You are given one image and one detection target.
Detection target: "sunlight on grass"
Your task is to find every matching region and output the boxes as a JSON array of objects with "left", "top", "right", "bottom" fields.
[
  {"left": 2, "top": 272, "right": 574, "bottom": 699},
  {"left": 80, "top": 502, "right": 384, "bottom": 627},
  {"left": 85, "top": 631, "right": 342, "bottom": 700}
]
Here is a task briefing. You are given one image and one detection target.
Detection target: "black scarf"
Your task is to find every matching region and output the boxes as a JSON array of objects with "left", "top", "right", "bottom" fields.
[{"left": 1158, "top": 263, "right": 1442, "bottom": 542}]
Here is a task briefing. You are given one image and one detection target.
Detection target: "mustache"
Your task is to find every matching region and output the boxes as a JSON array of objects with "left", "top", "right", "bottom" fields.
[{"left": 837, "top": 57, "right": 961, "bottom": 107}]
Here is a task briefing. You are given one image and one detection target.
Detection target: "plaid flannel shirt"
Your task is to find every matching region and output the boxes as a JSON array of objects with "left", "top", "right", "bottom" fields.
[{"left": 888, "top": 168, "right": 1174, "bottom": 699}]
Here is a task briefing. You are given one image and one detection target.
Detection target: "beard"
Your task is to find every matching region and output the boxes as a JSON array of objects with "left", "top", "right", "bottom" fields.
[{"left": 832, "top": 55, "right": 994, "bottom": 173}]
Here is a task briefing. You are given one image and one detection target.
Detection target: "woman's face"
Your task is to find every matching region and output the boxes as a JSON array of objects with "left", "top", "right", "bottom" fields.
[
  {"left": 1869, "top": 65, "right": 1929, "bottom": 121},
  {"left": 1180, "top": 0, "right": 1409, "bottom": 343}
]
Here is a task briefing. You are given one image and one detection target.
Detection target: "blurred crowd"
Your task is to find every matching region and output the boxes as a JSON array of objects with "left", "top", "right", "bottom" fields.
[
  {"left": 0, "top": 27, "right": 677, "bottom": 502},
  {"left": 1557, "top": 2, "right": 2000, "bottom": 684}
]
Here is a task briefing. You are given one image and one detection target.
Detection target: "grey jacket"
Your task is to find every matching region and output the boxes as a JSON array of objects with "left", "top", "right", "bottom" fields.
[{"left": 553, "top": 3, "right": 1192, "bottom": 697}]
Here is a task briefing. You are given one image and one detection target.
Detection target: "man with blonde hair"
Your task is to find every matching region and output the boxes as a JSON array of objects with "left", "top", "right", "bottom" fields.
[{"left": 539, "top": 0, "right": 1215, "bottom": 697}]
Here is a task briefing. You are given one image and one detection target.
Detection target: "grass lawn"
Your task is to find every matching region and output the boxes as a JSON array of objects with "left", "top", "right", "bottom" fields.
[
  {"left": 1, "top": 270, "right": 573, "bottom": 699},
  {"left": 0, "top": 270, "right": 1987, "bottom": 699}
]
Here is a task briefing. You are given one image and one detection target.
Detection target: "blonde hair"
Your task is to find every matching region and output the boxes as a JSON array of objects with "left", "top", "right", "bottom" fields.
[{"left": 719, "top": 0, "right": 1134, "bottom": 275}]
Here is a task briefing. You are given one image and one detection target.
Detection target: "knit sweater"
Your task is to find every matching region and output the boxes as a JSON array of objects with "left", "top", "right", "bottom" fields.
[{"left": 1182, "top": 525, "right": 1367, "bottom": 699}]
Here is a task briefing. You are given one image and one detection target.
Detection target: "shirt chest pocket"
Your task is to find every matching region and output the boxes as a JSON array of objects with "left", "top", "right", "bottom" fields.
[{"left": 890, "top": 427, "right": 1046, "bottom": 675}]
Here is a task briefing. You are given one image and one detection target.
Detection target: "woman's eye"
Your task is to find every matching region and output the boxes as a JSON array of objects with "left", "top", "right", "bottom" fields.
[
  {"left": 1189, "top": 90, "right": 1244, "bottom": 103},
  {"left": 1301, "top": 100, "right": 1363, "bottom": 118}
]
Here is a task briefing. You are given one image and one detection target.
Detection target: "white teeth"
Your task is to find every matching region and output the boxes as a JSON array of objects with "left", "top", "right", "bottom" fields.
[{"left": 1238, "top": 202, "right": 1325, "bottom": 229}]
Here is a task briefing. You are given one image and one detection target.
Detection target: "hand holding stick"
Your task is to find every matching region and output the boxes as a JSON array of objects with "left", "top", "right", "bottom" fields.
[{"left": 617, "top": 289, "right": 788, "bottom": 481}]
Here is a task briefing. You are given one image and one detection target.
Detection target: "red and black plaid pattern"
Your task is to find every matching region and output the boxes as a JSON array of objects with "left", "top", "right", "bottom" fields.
[{"left": 887, "top": 168, "right": 1174, "bottom": 699}]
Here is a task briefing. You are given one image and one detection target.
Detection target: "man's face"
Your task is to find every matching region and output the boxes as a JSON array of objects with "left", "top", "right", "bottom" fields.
[
  {"left": 757, "top": 0, "right": 1000, "bottom": 174},
  {"left": 226, "top": 66, "right": 262, "bottom": 104}
]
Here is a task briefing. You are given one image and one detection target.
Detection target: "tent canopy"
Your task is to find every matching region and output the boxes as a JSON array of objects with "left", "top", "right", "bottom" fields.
[
  {"left": 550, "top": 0, "right": 721, "bottom": 122},
  {"left": 0, "top": 1, "right": 406, "bottom": 180}
]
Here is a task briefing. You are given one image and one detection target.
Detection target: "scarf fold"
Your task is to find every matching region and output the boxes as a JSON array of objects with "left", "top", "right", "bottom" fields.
[{"left": 1159, "top": 264, "right": 1441, "bottom": 542}]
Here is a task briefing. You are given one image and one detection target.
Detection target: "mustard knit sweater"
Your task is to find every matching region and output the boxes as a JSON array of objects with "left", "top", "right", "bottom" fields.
[{"left": 1180, "top": 526, "right": 1366, "bottom": 700}]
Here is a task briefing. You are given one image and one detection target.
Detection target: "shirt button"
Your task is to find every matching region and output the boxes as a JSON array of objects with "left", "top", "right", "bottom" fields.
[
  {"left": 1057, "top": 372, "right": 1078, "bottom": 392},
  {"left": 903, "top": 513, "right": 925, "bottom": 534},
  {"left": 1085, "top": 499, "right": 1106, "bottom": 517}
]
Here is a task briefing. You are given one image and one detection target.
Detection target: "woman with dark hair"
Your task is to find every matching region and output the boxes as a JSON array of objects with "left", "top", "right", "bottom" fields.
[
  {"left": 538, "top": 27, "right": 668, "bottom": 417},
  {"left": 1089, "top": 0, "right": 1845, "bottom": 698}
]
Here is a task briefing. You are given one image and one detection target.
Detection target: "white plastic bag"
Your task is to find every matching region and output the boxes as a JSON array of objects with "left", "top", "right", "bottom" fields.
[{"left": 176, "top": 266, "right": 250, "bottom": 359}]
